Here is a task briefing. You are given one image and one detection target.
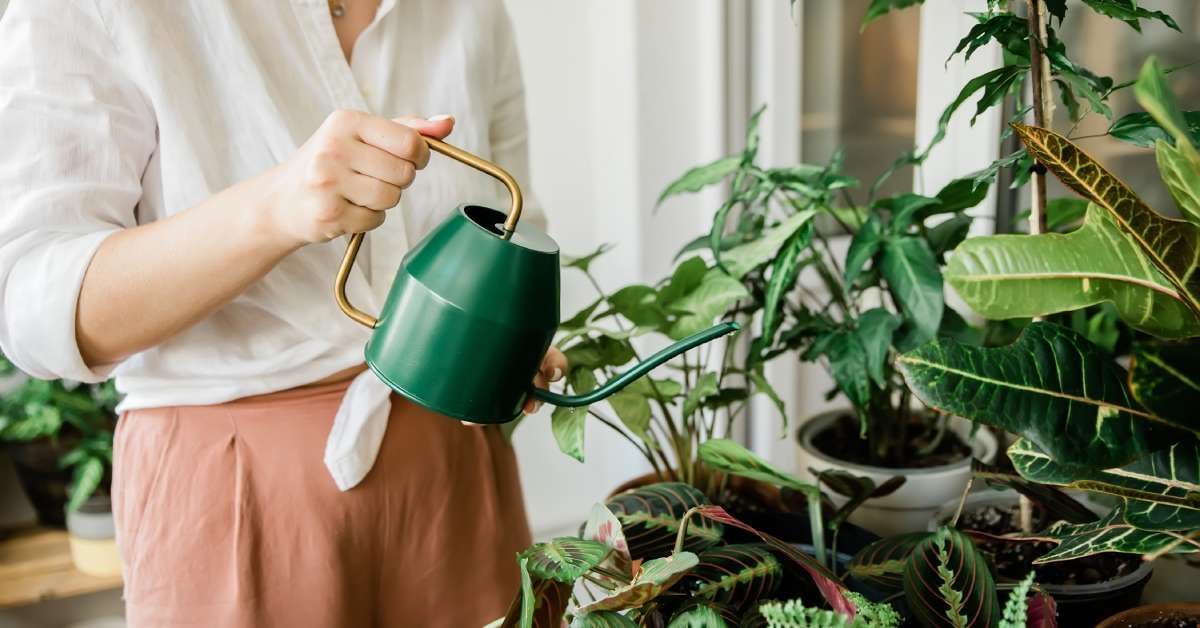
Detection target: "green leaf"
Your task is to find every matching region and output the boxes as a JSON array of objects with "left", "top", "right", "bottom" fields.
[
  {"left": 856, "top": 308, "right": 901, "bottom": 389},
  {"left": 805, "top": 330, "right": 870, "bottom": 411},
  {"left": 758, "top": 593, "right": 900, "bottom": 628},
  {"left": 698, "top": 439, "right": 819, "bottom": 497},
  {"left": 685, "top": 544, "right": 783, "bottom": 610},
  {"left": 517, "top": 557, "right": 535, "bottom": 628},
  {"left": 1045, "top": 197, "right": 1089, "bottom": 231},
  {"left": 1044, "top": 0, "right": 1067, "bottom": 22},
  {"left": 1155, "top": 139, "right": 1200, "bottom": 225},
  {"left": 1082, "top": 0, "right": 1179, "bottom": 33},
  {"left": 902, "top": 528, "right": 1000, "bottom": 628},
  {"left": 898, "top": 322, "right": 1182, "bottom": 470},
  {"left": 605, "top": 482, "right": 723, "bottom": 559},
  {"left": 66, "top": 456, "right": 103, "bottom": 512},
  {"left": 861, "top": 0, "right": 924, "bottom": 30},
  {"left": 721, "top": 210, "right": 818, "bottom": 279},
  {"left": 883, "top": 194, "right": 941, "bottom": 234},
  {"left": 844, "top": 214, "right": 883, "bottom": 284},
  {"left": 744, "top": 104, "right": 767, "bottom": 163},
  {"left": 682, "top": 372, "right": 720, "bottom": 418},
  {"left": 564, "top": 338, "right": 635, "bottom": 370},
  {"left": 572, "top": 611, "right": 638, "bottom": 628},
  {"left": 1129, "top": 341, "right": 1200, "bottom": 424},
  {"left": 551, "top": 369, "right": 596, "bottom": 462},
  {"left": 748, "top": 368, "right": 787, "bottom": 437},
  {"left": 609, "top": 285, "right": 670, "bottom": 329},
  {"left": 848, "top": 532, "right": 929, "bottom": 594},
  {"left": 1012, "top": 123, "right": 1200, "bottom": 320},
  {"left": 1034, "top": 506, "right": 1197, "bottom": 562},
  {"left": 926, "top": 214, "right": 973, "bottom": 258},
  {"left": 657, "top": 156, "right": 741, "bottom": 206},
  {"left": 761, "top": 225, "right": 813, "bottom": 349},
  {"left": 946, "top": 203, "right": 1200, "bottom": 338},
  {"left": 667, "top": 603, "right": 733, "bottom": 628},
  {"left": 519, "top": 538, "right": 612, "bottom": 584},
  {"left": 1108, "top": 111, "right": 1200, "bottom": 148},
  {"left": 933, "top": 175, "right": 991, "bottom": 214},
  {"left": 661, "top": 257, "right": 710, "bottom": 306},
  {"left": 562, "top": 298, "right": 602, "bottom": 330},
  {"left": 1009, "top": 438, "right": 1200, "bottom": 531},
  {"left": 881, "top": 237, "right": 944, "bottom": 351},
  {"left": 564, "top": 244, "right": 615, "bottom": 273},
  {"left": 949, "top": 13, "right": 1026, "bottom": 63},
  {"left": 608, "top": 389, "right": 652, "bottom": 443},
  {"left": 668, "top": 269, "right": 750, "bottom": 340},
  {"left": 919, "top": 66, "right": 1028, "bottom": 163},
  {"left": 1134, "top": 57, "right": 1192, "bottom": 147},
  {"left": 579, "top": 552, "right": 700, "bottom": 613}
]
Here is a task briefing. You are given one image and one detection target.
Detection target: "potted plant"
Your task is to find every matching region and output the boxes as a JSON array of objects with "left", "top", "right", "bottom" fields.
[
  {"left": 487, "top": 471, "right": 1055, "bottom": 627},
  {"left": 897, "top": 56, "right": 1200, "bottom": 624},
  {"left": 1097, "top": 604, "right": 1200, "bottom": 628},
  {"left": 0, "top": 354, "right": 121, "bottom": 573}
]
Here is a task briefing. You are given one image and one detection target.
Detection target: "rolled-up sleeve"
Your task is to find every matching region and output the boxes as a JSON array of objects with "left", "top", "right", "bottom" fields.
[
  {"left": 488, "top": 1, "right": 545, "bottom": 229},
  {"left": 0, "top": 0, "right": 156, "bottom": 381}
]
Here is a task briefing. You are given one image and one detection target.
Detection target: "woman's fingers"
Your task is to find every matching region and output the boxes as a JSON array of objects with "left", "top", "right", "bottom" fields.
[
  {"left": 524, "top": 347, "right": 569, "bottom": 415},
  {"left": 353, "top": 115, "right": 432, "bottom": 168},
  {"left": 340, "top": 172, "right": 402, "bottom": 210},
  {"left": 335, "top": 203, "right": 386, "bottom": 237},
  {"left": 394, "top": 114, "right": 455, "bottom": 141},
  {"left": 346, "top": 141, "right": 416, "bottom": 188}
]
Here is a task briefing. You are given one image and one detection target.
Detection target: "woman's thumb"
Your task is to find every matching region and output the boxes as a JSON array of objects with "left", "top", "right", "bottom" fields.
[{"left": 394, "top": 114, "right": 455, "bottom": 140}]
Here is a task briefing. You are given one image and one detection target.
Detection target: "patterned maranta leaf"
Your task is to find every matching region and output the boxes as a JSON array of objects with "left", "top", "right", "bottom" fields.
[
  {"left": 1011, "top": 123, "right": 1200, "bottom": 320},
  {"left": 902, "top": 528, "right": 1000, "bottom": 628},
  {"left": 945, "top": 204, "right": 1200, "bottom": 338},
  {"left": 847, "top": 532, "right": 929, "bottom": 593},
  {"left": 683, "top": 544, "right": 782, "bottom": 611},
  {"left": 1009, "top": 438, "right": 1200, "bottom": 531},
  {"left": 519, "top": 537, "right": 613, "bottom": 584},
  {"left": 578, "top": 552, "right": 700, "bottom": 614},
  {"left": 665, "top": 599, "right": 738, "bottom": 628},
  {"left": 606, "top": 483, "right": 723, "bottom": 559},
  {"left": 899, "top": 322, "right": 1184, "bottom": 470},
  {"left": 570, "top": 611, "right": 638, "bottom": 628}
]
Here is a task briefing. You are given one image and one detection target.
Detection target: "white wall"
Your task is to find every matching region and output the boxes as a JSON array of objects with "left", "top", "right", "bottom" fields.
[{"left": 504, "top": 0, "right": 731, "bottom": 538}]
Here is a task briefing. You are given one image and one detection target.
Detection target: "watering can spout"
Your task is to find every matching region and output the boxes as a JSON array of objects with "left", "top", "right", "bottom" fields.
[{"left": 530, "top": 322, "right": 741, "bottom": 408}]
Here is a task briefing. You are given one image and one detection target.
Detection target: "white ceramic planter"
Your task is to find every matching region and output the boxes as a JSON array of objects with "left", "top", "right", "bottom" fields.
[
  {"left": 65, "top": 497, "right": 122, "bottom": 577},
  {"left": 794, "top": 409, "right": 997, "bottom": 536}
]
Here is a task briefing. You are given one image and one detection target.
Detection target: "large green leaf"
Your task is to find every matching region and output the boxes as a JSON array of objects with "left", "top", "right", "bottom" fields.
[
  {"left": 902, "top": 528, "right": 1000, "bottom": 628},
  {"left": 1009, "top": 438, "right": 1200, "bottom": 531},
  {"left": 685, "top": 544, "right": 783, "bottom": 610},
  {"left": 1011, "top": 123, "right": 1200, "bottom": 320},
  {"left": 551, "top": 369, "right": 597, "bottom": 462},
  {"left": 857, "top": 308, "right": 901, "bottom": 389},
  {"left": 578, "top": 552, "right": 700, "bottom": 614},
  {"left": 805, "top": 330, "right": 870, "bottom": 411},
  {"left": 607, "top": 390, "right": 651, "bottom": 444},
  {"left": 1135, "top": 57, "right": 1192, "bottom": 146},
  {"left": 1156, "top": 139, "right": 1200, "bottom": 225},
  {"left": 761, "top": 225, "right": 813, "bottom": 348},
  {"left": 657, "top": 156, "right": 740, "bottom": 206},
  {"left": 698, "top": 439, "right": 819, "bottom": 498},
  {"left": 721, "top": 210, "right": 818, "bottom": 280},
  {"left": 1033, "top": 506, "right": 1198, "bottom": 562},
  {"left": 606, "top": 483, "right": 723, "bottom": 559},
  {"left": 898, "top": 322, "right": 1182, "bottom": 469},
  {"left": 881, "top": 237, "right": 944, "bottom": 351},
  {"left": 1129, "top": 341, "right": 1200, "bottom": 425},
  {"left": 844, "top": 213, "right": 883, "bottom": 285},
  {"left": 682, "top": 372, "right": 720, "bottom": 418},
  {"left": 66, "top": 456, "right": 104, "bottom": 512},
  {"left": 520, "top": 538, "right": 612, "bottom": 584},
  {"left": 1108, "top": 111, "right": 1200, "bottom": 148},
  {"left": 668, "top": 269, "right": 750, "bottom": 340},
  {"left": 945, "top": 203, "right": 1200, "bottom": 338},
  {"left": 1082, "top": 0, "right": 1179, "bottom": 32}
]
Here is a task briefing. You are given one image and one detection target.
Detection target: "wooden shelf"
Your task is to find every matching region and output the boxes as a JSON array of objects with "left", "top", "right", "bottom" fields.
[{"left": 0, "top": 527, "right": 122, "bottom": 608}]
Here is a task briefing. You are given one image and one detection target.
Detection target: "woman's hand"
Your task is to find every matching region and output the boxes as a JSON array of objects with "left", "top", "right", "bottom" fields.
[
  {"left": 262, "top": 110, "right": 454, "bottom": 247},
  {"left": 525, "top": 347, "right": 568, "bottom": 414}
]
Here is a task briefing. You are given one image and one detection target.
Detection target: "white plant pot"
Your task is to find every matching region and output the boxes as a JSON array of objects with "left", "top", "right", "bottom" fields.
[
  {"left": 66, "top": 498, "right": 122, "bottom": 577},
  {"left": 794, "top": 409, "right": 997, "bottom": 536}
]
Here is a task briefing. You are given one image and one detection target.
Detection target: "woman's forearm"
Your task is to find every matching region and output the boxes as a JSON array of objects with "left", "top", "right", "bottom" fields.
[
  {"left": 76, "top": 169, "right": 299, "bottom": 367},
  {"left": 75, "top": 110, "right": 456, "bottom": 368}
]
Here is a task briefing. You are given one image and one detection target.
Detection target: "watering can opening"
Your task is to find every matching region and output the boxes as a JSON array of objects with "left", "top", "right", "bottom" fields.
[{"left": 460, "top": 204, "right": 558, "bottom": 254}]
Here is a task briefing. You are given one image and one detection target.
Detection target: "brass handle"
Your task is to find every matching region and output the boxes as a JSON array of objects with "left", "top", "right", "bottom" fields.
[{"left": 334, "top": 136, "right": 524, "bottom": 328}]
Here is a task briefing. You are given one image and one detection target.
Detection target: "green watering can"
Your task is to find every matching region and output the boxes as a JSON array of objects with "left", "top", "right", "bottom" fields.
[{"left": 335, "top": 138, "right": 739, "bottom": 424}]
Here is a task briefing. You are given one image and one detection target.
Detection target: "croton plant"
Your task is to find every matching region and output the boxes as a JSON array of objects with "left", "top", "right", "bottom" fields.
[{"left": 898, "top": 58, "right": 1200, "bottom": 564}]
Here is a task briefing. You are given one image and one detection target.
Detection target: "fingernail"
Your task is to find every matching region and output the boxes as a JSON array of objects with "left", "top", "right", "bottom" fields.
[
  {"left": 428, "top": 114, "right": 453, "bottom": 122},
  {"left": 551, "top": 367, "right": 563, "bottom": 382},
  {"left": 531, "top": 401, "right": 543, "bottom": 413}
]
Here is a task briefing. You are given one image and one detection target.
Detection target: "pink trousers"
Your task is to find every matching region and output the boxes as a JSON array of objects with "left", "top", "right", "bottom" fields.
[{"left": 112, "top": 380, "right": 532, "bottom": 627}]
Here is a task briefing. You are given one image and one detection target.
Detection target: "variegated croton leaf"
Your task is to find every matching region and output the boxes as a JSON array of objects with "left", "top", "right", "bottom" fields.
[
  {"left": 902, "top": 527, "right": 1000, "bottom": 628},
  {"left": 1010, "top": 438, "right": 1200, "bottom": 532},
  {"left": 1028, "top": 506, "right": 1199, "bottom": 562},
  {"left": 898, "top": 322, "right": 1186, "bottom": 470},
  {"left": 1010, "top": 123, "right": 1200, "bottom": 321},
  {"left": 682, "top": 543, "right": 783, "bottom": 612},
  {"left": 1129, "top": 340, "right": 1200, "bottom": 431},
  {"left": 605, "top": 482, "right": 724, "bottom": 560}
]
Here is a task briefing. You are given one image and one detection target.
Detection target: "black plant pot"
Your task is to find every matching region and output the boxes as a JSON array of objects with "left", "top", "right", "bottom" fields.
[{"left": 5, "top": 437, "right": 77, "bottom": 527}]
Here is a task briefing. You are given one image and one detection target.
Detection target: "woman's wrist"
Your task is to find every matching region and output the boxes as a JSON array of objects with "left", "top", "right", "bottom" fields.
[{"left": 239, "top": 165, "right": 309, "bottom": 257}]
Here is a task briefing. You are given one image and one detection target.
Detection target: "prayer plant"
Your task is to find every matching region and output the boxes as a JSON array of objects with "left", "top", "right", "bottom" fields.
[{"left": 898, "top": 58, "right": 1200, "bottom": 563}]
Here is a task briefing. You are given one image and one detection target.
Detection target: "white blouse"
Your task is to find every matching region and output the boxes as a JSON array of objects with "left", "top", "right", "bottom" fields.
[{"left": 0, "top": 0, "right": 542, "bottom": 490}]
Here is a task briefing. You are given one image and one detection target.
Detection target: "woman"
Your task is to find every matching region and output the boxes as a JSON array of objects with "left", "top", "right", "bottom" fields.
[{"left": 0, "top": 0, "right": 564, "bottom": 625}]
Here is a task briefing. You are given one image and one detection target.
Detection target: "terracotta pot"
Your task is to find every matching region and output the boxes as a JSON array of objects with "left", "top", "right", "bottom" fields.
[
  {"left": 1097, "top": 603, "right": 1200, "bottom": 628},
  {"left": 794, "top": 409, "right": 997, "bottom": 536}
]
